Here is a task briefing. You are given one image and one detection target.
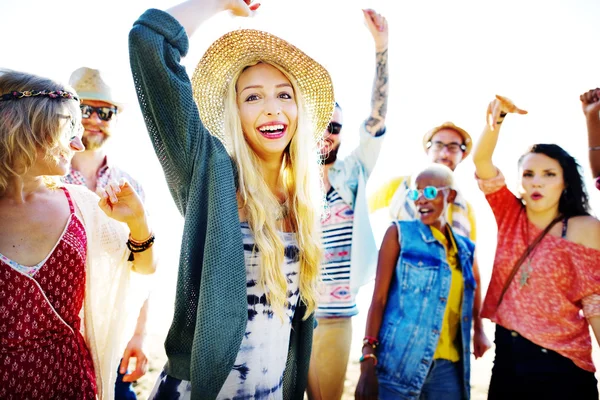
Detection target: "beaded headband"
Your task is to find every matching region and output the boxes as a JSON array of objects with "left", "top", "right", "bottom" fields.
[{"left": 0, "top": 90, "right": 80, "bottom": 102}]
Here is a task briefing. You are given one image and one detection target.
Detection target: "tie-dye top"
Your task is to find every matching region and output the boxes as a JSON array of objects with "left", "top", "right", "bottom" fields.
[{"left": 217, "top": 223, "right": 301, "bottom": 400}]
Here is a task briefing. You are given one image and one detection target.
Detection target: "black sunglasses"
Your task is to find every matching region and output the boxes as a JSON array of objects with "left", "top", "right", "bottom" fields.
[
  {"left": 80, "top": 104, "right": 118, "bottom": 121},
  {"left": 426, "top": 140, "right": 466, "bottom": 154},
  {"left": 327, "top": 122, "right": 342, "bottom": 135}
]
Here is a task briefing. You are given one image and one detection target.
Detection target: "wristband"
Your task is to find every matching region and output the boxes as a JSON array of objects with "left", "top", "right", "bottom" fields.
[{"left": 359, "top": 353, "right": 378, "bottom": 366}]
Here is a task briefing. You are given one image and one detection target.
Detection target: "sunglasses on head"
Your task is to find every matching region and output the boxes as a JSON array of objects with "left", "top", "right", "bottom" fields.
[
  {"left": 80, "top": 104, "right": 118, "bottom": 121},
  {"left": 327, "top": 122, "right": 342, "bottom": 135},
  {"left": 408, "top": 186, "right": 450, "bottom": 201}
]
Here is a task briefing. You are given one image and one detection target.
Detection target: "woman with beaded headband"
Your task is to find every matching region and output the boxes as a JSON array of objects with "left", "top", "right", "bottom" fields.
[
  {"left": 0, "top": 70, "right": 157, "bottom": 399},
  {"left": 129, "top": 0, "right": 333, "bottom": 398},
  {"left": 473, "top": 95, "right": 600, "bottom": 399}
]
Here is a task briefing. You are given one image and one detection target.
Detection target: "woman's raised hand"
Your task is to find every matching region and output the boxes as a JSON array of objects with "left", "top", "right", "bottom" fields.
[
  {"left": 225, "top": 0, "right": 260, "bottom": 16},
  {"left": 97, "top": 178, "right": 146, "bottom": 225},
  {"left": 486, "top": 94, "right": 528, "bottom": 131}
]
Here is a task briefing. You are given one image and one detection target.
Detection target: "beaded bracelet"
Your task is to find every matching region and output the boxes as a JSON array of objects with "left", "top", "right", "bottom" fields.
[
  {"left": 362, "top": 336, "right": 380, "bottom": 349},
  {"left": 126, "top": 233, "right": 155, "bottom": 261},
  {"left": 359, "top": 353, "right": 378, "bottom": 366}
]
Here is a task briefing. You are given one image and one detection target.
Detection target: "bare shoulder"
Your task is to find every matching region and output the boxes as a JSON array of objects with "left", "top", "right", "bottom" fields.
[{"left": 568, "top": 215, "right": 600, "bottom": 251}]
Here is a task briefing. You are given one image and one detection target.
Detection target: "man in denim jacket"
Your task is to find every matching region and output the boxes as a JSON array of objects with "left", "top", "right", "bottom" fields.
[{"left": 306, "top": 9, "right": 388, "bottom": 400}]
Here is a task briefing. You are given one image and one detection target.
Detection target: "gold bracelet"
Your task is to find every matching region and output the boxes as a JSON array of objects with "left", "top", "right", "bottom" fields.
[
  {"left": 129, "top": 232, "right": 154, "bottom": 246},
  {"left": 359, "top": 353, "right": 378, "bottom": 366}
]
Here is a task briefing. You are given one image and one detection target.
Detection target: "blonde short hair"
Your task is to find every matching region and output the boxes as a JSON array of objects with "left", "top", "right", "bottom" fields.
[{"left": 0, "top": 69, "right": 79, "bottom": 194}]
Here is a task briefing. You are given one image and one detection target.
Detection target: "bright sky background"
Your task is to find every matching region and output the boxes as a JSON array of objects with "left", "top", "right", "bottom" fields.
[{"left": 2, "top": 0, "right": 600, "bottom": 357}]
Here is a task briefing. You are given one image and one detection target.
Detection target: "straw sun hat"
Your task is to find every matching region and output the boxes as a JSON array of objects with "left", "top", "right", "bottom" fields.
[
  {"left": 422, "top": 121, "right": 473, "bottom": 157},
  {"left": 191, "top": 29, "right": 335, "bottom": 148},
  {"left": 68, "top": 67, "right": 125, "bottom": 110}
]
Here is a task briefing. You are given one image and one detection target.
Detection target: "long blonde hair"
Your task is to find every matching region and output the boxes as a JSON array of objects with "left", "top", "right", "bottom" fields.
[
  {"left": 0, "top": 69, "right": 79, "bottom": 194},
  {"left": 223, "top": 62, "right": 323, "bottom": 319}
]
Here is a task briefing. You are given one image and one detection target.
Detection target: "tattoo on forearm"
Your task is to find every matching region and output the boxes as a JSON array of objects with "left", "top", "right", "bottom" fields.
[{"left": 366, "top": 48, "right": 389, "bottom": 131}]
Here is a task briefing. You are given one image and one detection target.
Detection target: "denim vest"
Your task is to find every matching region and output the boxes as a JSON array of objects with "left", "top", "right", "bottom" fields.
[{"left": 376, "top": 220, "right": 476, "bottom": 399}]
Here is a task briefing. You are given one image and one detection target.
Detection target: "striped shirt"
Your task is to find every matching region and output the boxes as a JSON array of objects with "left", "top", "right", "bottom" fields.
[{"left": 316, "top": 188, "right": 357, "bottom": 318}]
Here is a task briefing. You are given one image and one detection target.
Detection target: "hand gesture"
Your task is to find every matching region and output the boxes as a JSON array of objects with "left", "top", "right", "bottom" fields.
[
  {"left": 119, "top": 334, "right": 148, "bottom": 382},
  {"left": 363, "top": 9, "right": 388, "bottom": 52},
  {"left": 580, "top": 88, "right": 600, "bottom": 119},
  {"left": 486, "top": 94, "right": 528, "bottom": 131},
  {"left": 225, "top": 0, "right": 260, "bottom": 17},
  {"left": 97, "top": 179, "right": 146, "bottom": 225},
  {"left": 473, "top": 329, "right": 492, "bottom": 359}
]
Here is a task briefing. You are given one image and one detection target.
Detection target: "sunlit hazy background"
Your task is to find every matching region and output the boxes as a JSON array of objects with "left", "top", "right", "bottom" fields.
[{"left": 2, "top": 0, "right": 599, "bottom": 397}]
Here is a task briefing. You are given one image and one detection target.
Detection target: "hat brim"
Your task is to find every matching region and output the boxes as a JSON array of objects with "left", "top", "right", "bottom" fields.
[
  {"left": 422, "top": 123, "right": 473, "bottom": 158},
  {"left": 191, "top": 29, "right": 334, "bottom": 147}
]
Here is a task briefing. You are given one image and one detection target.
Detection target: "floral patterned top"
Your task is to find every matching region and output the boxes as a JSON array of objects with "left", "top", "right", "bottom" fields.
[{"left": 0, "top": 187, "right": 96, "bottom": 399}]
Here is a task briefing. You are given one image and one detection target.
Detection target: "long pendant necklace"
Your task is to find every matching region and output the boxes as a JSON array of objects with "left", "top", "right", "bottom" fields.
[{"left": 519, "top": 222, "right": 537, "bottom": 288}]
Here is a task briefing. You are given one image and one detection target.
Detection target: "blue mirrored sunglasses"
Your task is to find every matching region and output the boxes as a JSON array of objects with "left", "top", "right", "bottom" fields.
[{"left": 407, "top": 186, "right": 450, "bottom": 201}]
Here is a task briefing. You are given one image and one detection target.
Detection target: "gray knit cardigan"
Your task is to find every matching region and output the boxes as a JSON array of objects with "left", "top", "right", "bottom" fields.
[{"left": 129, "top": 9, "right": 314, "bottom": 399}]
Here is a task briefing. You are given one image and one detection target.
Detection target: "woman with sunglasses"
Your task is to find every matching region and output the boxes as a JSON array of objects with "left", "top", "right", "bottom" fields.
[
  {"left": 356, "top": 163, "right": 476, "bottom": 400},
  {"left": 473, "top": 95, "right": 600, "bottom": 399},
  {"left": 0, "top": 70, "right": 156, "bottom": 399}
]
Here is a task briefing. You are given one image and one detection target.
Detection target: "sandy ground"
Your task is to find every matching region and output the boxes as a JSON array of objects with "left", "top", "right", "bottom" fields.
[{"left": 131, "top": 282, "right": 600, "bottom": 399}]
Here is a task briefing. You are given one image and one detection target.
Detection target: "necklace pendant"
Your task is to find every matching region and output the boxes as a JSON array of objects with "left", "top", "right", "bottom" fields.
[{"left": 519, "top": 260, "right": 532, "bottom": 288}]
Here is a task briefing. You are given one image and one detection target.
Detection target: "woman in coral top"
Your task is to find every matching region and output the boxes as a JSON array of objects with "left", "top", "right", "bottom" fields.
[{"left": 472, "top": 95, "right": 600, "bottom": 399}]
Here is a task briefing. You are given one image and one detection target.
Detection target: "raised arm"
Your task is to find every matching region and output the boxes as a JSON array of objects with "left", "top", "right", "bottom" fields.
[
  {"left": 472, "top": 95, "right": 528, "bottom": 179},
  {"left": 98, "top": 179, "right": 157, "bottom": 275},
  {"left": 580, "top": 88, "right": 600, "bottom": 177},
  {"left": 362, "top": 9, "right": 389, "bottom": 136},
  {"left": 344, "top": 10, "right": 389, "bottom": 179},
  {"left": 128, "top": 0, "right": 257, "bottom": 212}
]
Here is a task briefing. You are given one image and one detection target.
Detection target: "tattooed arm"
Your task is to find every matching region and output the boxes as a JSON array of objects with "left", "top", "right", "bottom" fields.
[{"left": 363, "top": 9, "right": 389, "bottom": 136}]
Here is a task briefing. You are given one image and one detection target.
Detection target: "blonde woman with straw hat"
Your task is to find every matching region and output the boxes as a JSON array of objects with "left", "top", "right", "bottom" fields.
[{"left": 129, "top": 0, "right": 334, "bottom": 398}]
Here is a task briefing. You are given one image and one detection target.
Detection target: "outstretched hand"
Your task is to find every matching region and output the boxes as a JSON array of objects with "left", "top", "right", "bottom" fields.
[
  {"left": 486, "top": 94, "right": 528, "bottom": 131},
  {"left": 225, "top": 0, "right": 260, "bottom": 16},
  {"left": 580, "top": 88, "right": 600, "bottom": 119},
  {"left": 363, "top": 9, "right": 388, "bottom": 51}
]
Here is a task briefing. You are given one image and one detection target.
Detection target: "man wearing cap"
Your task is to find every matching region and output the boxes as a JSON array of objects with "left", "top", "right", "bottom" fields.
[
  {"left": 306, "top": 9, "right": 388, "bottom": 400},
  {"left": 369, "top": 121, "right": 491, "bottom": 359},
  {"left": 64, "top": 67, "right": 149, "bottom": 400}
]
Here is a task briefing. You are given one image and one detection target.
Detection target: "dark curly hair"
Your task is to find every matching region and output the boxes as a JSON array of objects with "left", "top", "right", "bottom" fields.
[{"left": 518, "top": 143, "right": 590, "bottom": 218}]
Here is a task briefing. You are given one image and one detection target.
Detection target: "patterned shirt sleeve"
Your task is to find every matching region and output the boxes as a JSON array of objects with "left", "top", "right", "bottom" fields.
[
  {"left": 476, "top": 169, "right": 523, "bottom": 230},
  {"left": 582, "top": 294, "right": 600, "bottom": 318},
  {"left": 476, "top": 169, "right": 506, "bottom": 195}
]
